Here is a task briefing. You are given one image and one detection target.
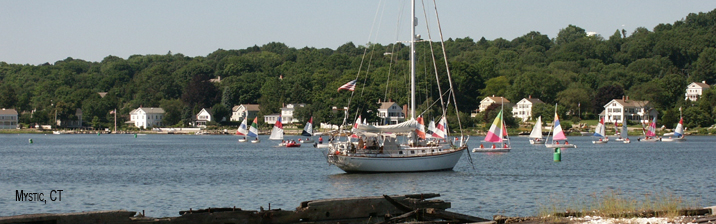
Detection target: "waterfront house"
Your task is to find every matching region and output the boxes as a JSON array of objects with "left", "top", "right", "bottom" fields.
[
  {"left": 685, "top": 81, "right": 710, "bottom": 101},
  {"left": 512, "top": 96, "right": 544, "bottom": 122},
  {"left": 56, "top": 108, "right": 83, "bottom": 128},
  {"left": 377, "top": 101, "right": 405, "bottom": 125},
  {"left": 230, "top": 104, "right": 260, "bottom": 122},
  {"left": 602, "top": 96, "right": 657, "bottom": 124},
  {"left": 194, "top": 108, "right": 211, "bottom": 128},
  {"left": 0, "top": 108, "right": 18, "bottom": 129},
  {"left": 129, "top": 107, "right": 165, "bottom": 129},
  {"left": 264, "top": 114, "right": 281, "bottom": 124},
  {"left": 478, "top": 96, "right": 510, "bottom": 112},
  {"left": 280, "top": 103, "right": 306, "bottom": 124}
]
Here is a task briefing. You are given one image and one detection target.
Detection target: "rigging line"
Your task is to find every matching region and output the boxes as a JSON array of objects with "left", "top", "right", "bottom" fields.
[
  {"left": 420, "top": 0, "right": 448, "bottom": 121},
  {"left": 431, "top": 0, "right": 463, "bottom": 137},
  {"left": 360, "top": 0, "right": 388, "bottom": 99},
  {"left": 348, "top": 0, "right": 386, "bottom": 126},
  {"left": 430, "top": 0, "right": 473, "bottom": 169},
  {"left": 385, "top": 0, "right": 407, "bottom": 103}
]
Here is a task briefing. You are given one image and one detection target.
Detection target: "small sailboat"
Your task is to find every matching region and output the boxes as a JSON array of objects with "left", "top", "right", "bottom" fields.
[
  {"left": 638, "top": 117, "right": 661, "bottom": 142},
  {"left": 614, "top": 120, "right": 625, "bottom": 141},
  {"left": 247, "top": 117, "right": 261, "bottom": 143},
  {"left": 237, "top": 116, "right": 249, "bottom": 142},
  {"left": 300, "top": 117, "right": 314, "bottom": 143},
  {"left": 662, "top": 115, "right": 686, "bottom": 142},
  {"left": 269, "top": 116, "right": 286, "bottom": 146},
  {"left": 592, "top": 117, "right": 608, "bottom": 144},
  {"left": 473, "top": 110, "right": 511, "bottom": 152},
  {"left": 529, "top": 116, "right": 544, "bottom": 144},
  {"left": 545, "top": 106, "right": 576, "bottom": 148},
  {"left": 621, "top": 121, "right": 631, "bottom": 144}
]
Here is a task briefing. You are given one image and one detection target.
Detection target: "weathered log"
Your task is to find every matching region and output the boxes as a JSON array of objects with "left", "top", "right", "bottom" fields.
[{"left": 424, "top": 208, "right": 492, "bottom": 223}]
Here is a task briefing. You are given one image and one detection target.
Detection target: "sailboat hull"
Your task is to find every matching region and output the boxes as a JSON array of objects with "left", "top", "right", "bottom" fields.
[
  {"left": 529, "top": 138, "right": 545, "bottom": 144},
  {"left": 661, "top": 137, "right": 686, "bottom": 142},
  {"left": 328, "top": 148, "right": 465, "bottom": 173},
  {"left": 545, "top": 144, "right": 577, "bottom": 148}
]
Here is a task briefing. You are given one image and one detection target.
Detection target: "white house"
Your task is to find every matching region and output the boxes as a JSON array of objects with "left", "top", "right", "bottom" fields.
[
  {"left": 478, "top": 96, "right": 510, "bottom": 112},
  {"left": 377, "top": 101, "right": 405, "bottom": 125},
  {"left": 685, "top": 81, "right": 710, "bottom": 101},
  {"left": 0, "top": 108, "right": 18, "bottom": 129},
  {"left": 230, "top": 104, "right": 260, "bottom": 121},
  {"left": 195, "top": 108, "right": 211, "bottom": 127},
  {"left": 129, "top": 107, "right": 165, "bottom": 129},
  {"left": 280, "top": 103, "right": 306, "bottom": 124},
  {"left": 264, "top": 114, "right": 281, "bottom": 124},
  {"left": 512, "top": 97, "right": 544, "bottom": 122},
  {"left": 602, "top": 97, "right": 657, "bottom": 124}
]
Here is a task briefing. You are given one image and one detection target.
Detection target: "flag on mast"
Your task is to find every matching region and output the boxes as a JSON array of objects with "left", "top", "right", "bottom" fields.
[{"left": 338, "top": 80, "right": 357, "bottom": 92}]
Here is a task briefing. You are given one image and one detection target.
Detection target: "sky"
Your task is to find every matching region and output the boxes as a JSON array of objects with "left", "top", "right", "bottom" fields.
[{"left": 2, "top": 0, "right": 715, "bottom": 65}]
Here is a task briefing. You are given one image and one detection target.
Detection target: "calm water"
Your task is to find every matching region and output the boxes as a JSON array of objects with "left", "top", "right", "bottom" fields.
[{"left": 1, "top": 134, "right": 715, "bottom": 218}]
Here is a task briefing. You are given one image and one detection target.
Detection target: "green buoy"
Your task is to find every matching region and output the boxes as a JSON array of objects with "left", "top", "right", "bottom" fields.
[
  {"left": 553, "top": 148, "right": 561, "bottom": 162},
  {"left": 29, "top": 139, "right": 33, "bottom": 144},
  {"left": 134, "top": 133, "right": 137, "bottom": 138}
]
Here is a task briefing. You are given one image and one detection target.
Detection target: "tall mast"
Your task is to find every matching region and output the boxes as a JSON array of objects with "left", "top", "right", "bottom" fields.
[{"left": 410, "top": 0, "right": 416, "bottom": 120}]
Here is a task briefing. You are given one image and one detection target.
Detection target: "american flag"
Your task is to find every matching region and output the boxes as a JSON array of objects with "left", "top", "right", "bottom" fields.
[{"left": 338, "top": 80, "right": 357, "bottom": 92}]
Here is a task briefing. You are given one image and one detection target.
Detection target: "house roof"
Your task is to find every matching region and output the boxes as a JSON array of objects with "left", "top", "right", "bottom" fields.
[
  {"left": 606, "top": 99, "right": 650, "bottom": 108},
  {"left": 483, "top": 96, "right": 510, "bottom": 103},
  {"left": 0, "top": 108, "right": 18, "bottom": 115},
  {"left": 519, "top": 98, "right": 544, "bottom": 104},
  {"left": 379, "top": 102, "right": 399, "bottom": 110},
  {"left": 233, "top": 104, "right": 260, "bottom": 112},
  {"left": 138, "top": 107, "right": 165, "bottom": 114},
  {"left": 689, "top": 82, "right": 710, "bottom": 88}
]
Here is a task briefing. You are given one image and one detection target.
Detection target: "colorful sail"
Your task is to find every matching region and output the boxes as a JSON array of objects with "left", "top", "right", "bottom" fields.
[
  {"left": 426, "top": 120, "right": 436, "bottom": 137},
  {"left": 646, "top": 117, "right": 657, "bottom": 137},
  {"left": 247, "top": 117, "right": 259, "bottom": 138},
  {"left": 416, "top": 116, "right": 426, "bottom": 139},
  {"left": 673, "top": 117, "right": 684, "bottom": 138},
  {"left": 350, "top": 115, "right": 361, "bottom": 138},
  {"left": 269, "top": 116, "right": 283, "bottom": 140},
  {"left": 552, "top": 112, "right": 567, "bottom": 141},
  {"left": 237, "top": 116, "right": 249, "bottom": 136},
  {"left": 593, "top": 117, "right": 605, "bottom": 138},
  {"left": 432, "top": 117, "right": 448, "bottom": 139},
  {"left": 484, "top": 111, "right": 504, "bottom": 143},
  {"left": 301, "top": 117, "right": 313, "bottom": 136}
]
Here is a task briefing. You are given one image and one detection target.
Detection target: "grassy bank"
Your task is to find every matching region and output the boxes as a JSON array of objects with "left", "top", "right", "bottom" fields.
[{"left": 538, "top": 190, "right": 699, "bottom": 219}]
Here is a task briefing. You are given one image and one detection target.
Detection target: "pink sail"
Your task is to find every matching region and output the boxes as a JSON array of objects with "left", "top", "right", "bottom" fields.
[
  {"left": 484, "top": 111, "right": 504, "bottom": 143},
  {"left": 552, "top": 113, "right": 567, "bottom": 141},
  {"left": 646, "top": 117, "right": 657, "bottom": 137}
]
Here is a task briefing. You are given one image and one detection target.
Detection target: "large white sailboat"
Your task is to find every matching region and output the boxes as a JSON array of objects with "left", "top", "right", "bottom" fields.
[{"left": 326, "top": 1, "right": 468, "bottom": 173}]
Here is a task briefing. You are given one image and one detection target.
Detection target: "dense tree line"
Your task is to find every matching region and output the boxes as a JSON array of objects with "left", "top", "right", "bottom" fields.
[{"left": 1, "top": 9, "right": 716, "bottom": 130}]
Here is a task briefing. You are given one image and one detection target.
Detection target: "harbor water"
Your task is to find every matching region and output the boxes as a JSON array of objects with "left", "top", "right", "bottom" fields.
[{"left": 1, "top": 134, "right": 714, "bottom": 218}]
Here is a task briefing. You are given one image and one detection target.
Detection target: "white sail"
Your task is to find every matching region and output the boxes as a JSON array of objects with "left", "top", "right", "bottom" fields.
[
  {"left": 237, "top": 117, "right": 249, "bottom": 135},
  {"left": 356, "top": 119, "right": 419, "bottom": 133},
  {"left": 621, "top": 122, "right": 628, "bottom": 139},
  {"left": 529, "top": 116, "right": 543, "bottom": 139},
  {"left": 269, "top": 117, "right": 283, "bottom": 140}
]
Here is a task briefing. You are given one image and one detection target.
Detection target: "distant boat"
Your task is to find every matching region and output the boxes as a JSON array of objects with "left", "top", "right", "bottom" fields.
[
  {"left": 247, "top": 117, "right": 260, "bottom": 143},
  {"left": 662, "top": 112, "right": 686, "bottom": 142},
  {"left": 52, "top": 131, "right": 62, "bottom": 135},
  {"left": 638, "top": 116, "right": 661, "bottom": 142},
  {"left": 545, "top": 105, "right": 577, "bottom": 148},
  {"left": 592, "top": 117, "right": 609, "bottom": 144},
  {"left": 269, "top": 116, "right": 292, "bottom": 147},
  {"left": 237, "top": 115, "right": 249, "bottom": 142},
  {"left": 473, "top": 107, "right": 511, "bottom": 153},
  {"left": 614, "top": 120, "right": 625, "bottom": 141},
  {"left": 619, "top": 120, "right": 631, "bottom": 144},
  {"left": 529, "top": 116, "right": 544, "bottom": 144},
  {"left": 300, "top": 117, "right": 314, "bottom": 143}
]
